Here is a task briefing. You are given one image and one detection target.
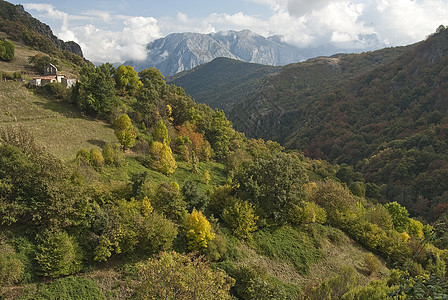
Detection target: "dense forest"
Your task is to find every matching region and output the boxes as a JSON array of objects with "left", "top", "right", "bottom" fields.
[{"left": 0, "top": 2, "right": 447, "bottom": 299}]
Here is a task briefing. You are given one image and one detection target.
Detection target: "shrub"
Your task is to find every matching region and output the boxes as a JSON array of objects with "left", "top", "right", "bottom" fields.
[
  {"left": 135, "top": 251, "right": 234, "bottom": 299},
  {"left": 364, "top": 253, "right": 381, "bottom": 276},
  {"left": 90, "top": 148, "right": 105, "bottom": 170},
  {"left": 75, "top": 148, "right": 91, "bottom": 165},
  {"left": 34, "top": 276, "right": 105, "bottom": 300},
  {"left": 254, "top": 226, "right": 321, "bottom": 274},
  {"left": 35, "top": 231, "right": 83, "bottom": 278}
]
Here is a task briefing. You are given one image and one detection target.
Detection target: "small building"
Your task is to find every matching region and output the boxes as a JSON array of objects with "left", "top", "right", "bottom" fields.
[
  {"left": 43, "top": 63, "right": 58, "bottom": 76},
  {"left": 29, "top": 64, "right": 78, "bottom": 88}
]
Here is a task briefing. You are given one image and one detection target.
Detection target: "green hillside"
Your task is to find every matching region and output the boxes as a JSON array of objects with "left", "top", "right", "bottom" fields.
[{"left": 0, "top": 3, "right": 447, "bottom": 300}]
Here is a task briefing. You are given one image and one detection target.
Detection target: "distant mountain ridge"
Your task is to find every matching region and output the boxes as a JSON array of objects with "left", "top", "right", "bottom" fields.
[
  {"left": 127, "top": 30, "right": 305, "bottom": 76},
  {"left": 0, "top": 1, "right": 83, "bottom": 57},
  {"left": 127, "top": 29, "right": 385, "bottom": 76},
  {"left": 167, "top": 57, "right": 280, "bottom": 111}
]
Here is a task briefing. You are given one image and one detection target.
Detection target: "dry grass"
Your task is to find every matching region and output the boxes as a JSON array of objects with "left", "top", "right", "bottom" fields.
[{"left": 0, "top": 81, "right": 117, "bottom": 161}]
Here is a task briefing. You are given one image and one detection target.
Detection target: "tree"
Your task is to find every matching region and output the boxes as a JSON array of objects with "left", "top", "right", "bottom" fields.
[
  {"left": 233, "top": 153, "right": 308, "bottom": 224},
  {"left": 153, "top": 119, "right": 171, "bottom": 144},
  {"left": 135, "top": 251, "right": 234, "bottom": 300},
  {"left": 222, "top": 200, "right": 258, "bottom": 239},
  {"left": 185, "top": 209, "right": 215, "bottom": 251},
  {"left": 150, "top": 141, "right": 177, "bottom": 175},
  {"left": 0, "top": 38, "right": 14, "bottom": 62},
  {"left": 114, "top": 113, "right": 137, "bottom": 150},
  {"left": 203, "top": 170, "right": 211, "bottom": 185},
  {"left": 153, "top": 182, "right": 187, "bottom": 222},
  {"left": 385, "top": 201, "right": 410, "bottom": 233},
  {"left": 72, "top": 63, "right": 119, "bottom": 118},
  {"left": 114, "top": 65, "right": 142, "bottom": 95}
]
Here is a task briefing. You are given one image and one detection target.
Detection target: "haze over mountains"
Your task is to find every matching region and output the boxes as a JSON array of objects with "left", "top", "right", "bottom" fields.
[{"left": 127, "top": 29, "right": 383, "bottom": 76}]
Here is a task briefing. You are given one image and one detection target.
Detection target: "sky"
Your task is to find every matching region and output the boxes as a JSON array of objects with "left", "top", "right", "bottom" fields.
[{"left": 7, "top": 0, "right": 448, "bottom": 63}]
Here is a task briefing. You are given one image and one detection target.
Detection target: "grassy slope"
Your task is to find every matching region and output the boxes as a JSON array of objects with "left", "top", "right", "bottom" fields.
[{"left": 0, "top": 81, "right": 118, "bottom": 161}]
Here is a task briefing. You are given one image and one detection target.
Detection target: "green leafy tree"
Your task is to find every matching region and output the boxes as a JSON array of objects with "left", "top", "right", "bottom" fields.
[
  {"left": 385, "top": 201, "right": 410, "bottom": 233},
  {"left": 153, "top": 119, "right": 171, "bottom": 144},
  {"left": 222, "top": 200, "right": 258, "bottom": 239},
  {"left": 0, "top": 38, "right": 14, "bottom": 62},
  {"left": 153, "top": 182, "right": 187, "bottom": 221},
  {"left": 114, "top": 64, "right": 142, "bottom": 95},
  {"left": 309, "top": 180, "right": 359, "bottom": 226},
  {"left": 185, "top": 209, "right": 215, "bottom": 251},
  {"left": 114, "top": 113, "right": 137, "bottom": 150},
  {"left": 135, "top": 251, "right": 234, "bottom": 300},
  {"left": 72, "top": 63, "right": 119, "bottom": 118},
  {"left": 233, "top": 153, "right": 308, "bottom": 224}
]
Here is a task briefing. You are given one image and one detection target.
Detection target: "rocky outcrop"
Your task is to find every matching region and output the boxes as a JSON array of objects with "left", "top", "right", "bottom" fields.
[{"left": 0, "top": 1, "right": 83, "bottom": 57}]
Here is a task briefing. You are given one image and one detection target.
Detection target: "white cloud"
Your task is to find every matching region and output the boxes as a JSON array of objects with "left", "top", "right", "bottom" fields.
[{"left": 64, "top": 16, "right": 162, "bottom": 62}]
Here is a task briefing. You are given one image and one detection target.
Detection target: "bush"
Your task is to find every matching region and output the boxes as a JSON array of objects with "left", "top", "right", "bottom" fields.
[
  {"left": 135, "top": 251, "right": 234, "bottom": 299},
  {"left": 34, "top": 276, "right": 105, "bottom": 300},
  {"left": 75, "top": 148, "right": 91, "bottom": 165},
  {"left": 35, "top": 231, "right": 83, "bottom": 278},
  {"left": 364, "top": 253, "right": 381, "bottom": 275},
  {"left": 90, "top": 148, "right": 105, "bottom": 170}
]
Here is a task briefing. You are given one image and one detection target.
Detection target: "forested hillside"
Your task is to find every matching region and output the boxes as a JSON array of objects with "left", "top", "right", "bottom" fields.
[
  {"left": 167, "top": 57, "right": 280, "bottom": 111},
  {"left": 0, "top": 3, "right": 447, "bottom": 299},
  {"left": 176, "top": 26, "right": 448, "bottom": 227}
]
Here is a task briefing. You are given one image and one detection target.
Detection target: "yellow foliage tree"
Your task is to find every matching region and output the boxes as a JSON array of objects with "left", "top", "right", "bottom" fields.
[
  {"left": 141, "top": 196, "right": 153, "bottom": 217},
  {"left": 114, "top": 113, "right": 137, "bottom": 150},
  {"left": 150, "top": 141, "right": 177, "bottom": 175},
  {"left": 203, "top": 170, "right": 211, "bottom": 185},
  {"left": 185, "top": 209, "right": 214, "bottom": 251}
]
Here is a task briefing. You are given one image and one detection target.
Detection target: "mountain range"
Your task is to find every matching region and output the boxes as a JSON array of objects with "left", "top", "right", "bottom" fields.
[{"left": 127, "top": 29, "right": 383, "bottom": 76}]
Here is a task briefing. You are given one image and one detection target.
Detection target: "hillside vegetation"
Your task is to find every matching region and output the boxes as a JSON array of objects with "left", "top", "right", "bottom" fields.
[
  {"left": 0, "top": 4, "right": 447, "bottom": 299},
  {"left": 175, "top": 27, "right": 448, "bottom": 228}
]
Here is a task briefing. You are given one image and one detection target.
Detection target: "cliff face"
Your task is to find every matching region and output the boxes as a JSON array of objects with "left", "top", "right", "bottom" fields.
[{"left": 0, "top": 1, "right": 83, "bottom": 57}]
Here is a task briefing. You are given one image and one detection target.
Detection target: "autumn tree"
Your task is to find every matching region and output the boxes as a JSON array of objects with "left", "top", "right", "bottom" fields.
[
  {"left": 150, "top": 141, "right": 177, "bottom": 175},
  {"left": 114, "top": 113, "right": 137, "bottom": 150},
  {"left": 153, "top": 119, "right": 171, "bottom": 144},
  {"left": 185, "top": 209, "right": 215, "bottom": 251}
]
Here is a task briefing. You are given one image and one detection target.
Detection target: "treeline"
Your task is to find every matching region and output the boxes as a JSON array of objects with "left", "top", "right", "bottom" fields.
[{"left": 0, "top": 61, "right": 447, "bottom": 299}]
